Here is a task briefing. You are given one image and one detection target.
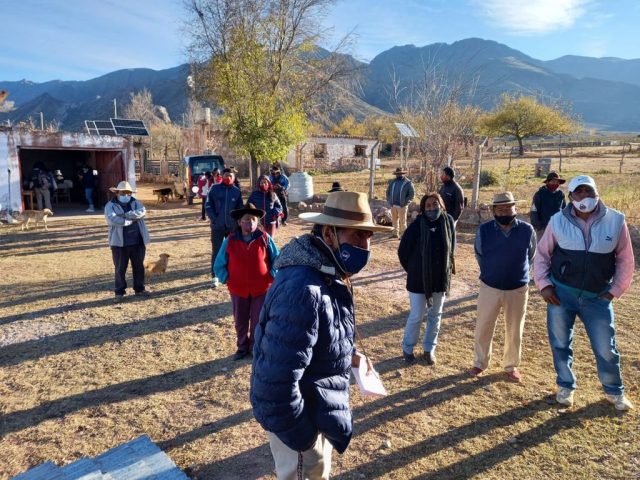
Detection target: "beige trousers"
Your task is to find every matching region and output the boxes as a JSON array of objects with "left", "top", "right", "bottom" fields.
[
  {"left": 391, "top": 205, "right": 408, "bottom": 236},
  {"left": 473, "top": 280, "right": 528, "bottom": 372},
  {"left": 267, "top": 432, "right": 333, "bottom": 480}
]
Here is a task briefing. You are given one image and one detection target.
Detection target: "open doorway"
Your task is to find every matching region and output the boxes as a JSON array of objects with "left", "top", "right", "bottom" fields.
[{"left": 19, "top": 148, "right": 125, "bottom": 213}]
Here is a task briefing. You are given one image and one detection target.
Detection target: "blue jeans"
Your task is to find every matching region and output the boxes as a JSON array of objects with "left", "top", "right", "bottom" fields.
[
  {"left": 547, "top": 284, "right": 624, "bottom": 395},
  {"left": 402, "top": 291, "right": 446, "bottom": 354},
  {"left": 85, "top": 187, "right": 94, "bottom": 207}
]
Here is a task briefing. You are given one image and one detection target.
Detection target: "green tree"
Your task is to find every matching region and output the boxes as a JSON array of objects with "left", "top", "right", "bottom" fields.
[
  {"left": 331, "top": 114, "right": 365, "bottom": 137},
  {"left": 0, "top": 90, "right": 14, "bottom": 113},
  {"left": 185, "top": 0, "right": 357, "bottom": 183},
  {"left": 478, "top": 94, "right": 576, "bottom": 156}
]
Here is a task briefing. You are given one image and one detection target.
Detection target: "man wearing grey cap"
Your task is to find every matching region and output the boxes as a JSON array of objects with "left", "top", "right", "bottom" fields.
[{"left": 534, "top": 175, "right": 635, "bottom": 411}]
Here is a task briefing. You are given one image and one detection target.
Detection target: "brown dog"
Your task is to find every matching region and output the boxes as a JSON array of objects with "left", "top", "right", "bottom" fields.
[
  {"left": 153, "top": 188, "right": 174, "bottom": 205},
  {"left": 17, "top": 208, "right": 54, "bottom": 231},
  {"left": 144, "top": 253, "right": 171, "bottom": 278}
]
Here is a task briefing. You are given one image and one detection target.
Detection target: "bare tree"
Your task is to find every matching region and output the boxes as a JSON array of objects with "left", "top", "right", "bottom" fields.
[
  {"left": 123, "top": 89, "right": 165, "bottom": 126},
  {"left": 389, "top": 63, "right": 481, "bottom": 191}
]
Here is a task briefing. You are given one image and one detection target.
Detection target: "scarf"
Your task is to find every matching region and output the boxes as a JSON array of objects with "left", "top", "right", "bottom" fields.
[{"left": 419, "top": 213, "right": 454, "bottom": 306}]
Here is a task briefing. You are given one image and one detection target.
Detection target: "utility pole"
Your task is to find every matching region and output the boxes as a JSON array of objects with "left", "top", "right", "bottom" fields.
[
  {"left": 471, "top": 137, "right": 488, "bottom": 210},
  {"left": 368, "top": 141, "right": 380, "bottom": 200},
  {"left": 40, "top": 112, "right": 44, "bottom": 130},
  {"left": 113, "top": 98, "right": 118, "bottom": 118}
]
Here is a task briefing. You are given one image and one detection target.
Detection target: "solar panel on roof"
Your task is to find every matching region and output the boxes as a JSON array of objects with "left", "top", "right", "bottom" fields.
[
  {"left": 111, "top": 118, "right": 149, "bottom": 136},
  {"left": 85, "top": 120, "right": 113, "bottom": 135},
  {"left": 94, "top": 120, "right": 113, "bottom": 129},
  {"left": 111, "top": 118, "right": 146, "bottom": 127},
  {"left": 114, "top": 126, "right": 149, "bottom": 135}
]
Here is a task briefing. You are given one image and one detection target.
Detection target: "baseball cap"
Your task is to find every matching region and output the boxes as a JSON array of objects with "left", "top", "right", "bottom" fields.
[{"left": 567, "top": 175, "right": 598, "bottom": 194}]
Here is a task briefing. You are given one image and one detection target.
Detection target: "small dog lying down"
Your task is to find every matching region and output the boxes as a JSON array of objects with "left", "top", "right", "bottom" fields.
[
  {"left": 144, "top": 253, "right": 171, "bottom": 278},
  {"left": 153, "top": 188, "right": 174, "bottom": 204},
  {"left": 17, "top": 208, "right": 54, "bottom": 231}
]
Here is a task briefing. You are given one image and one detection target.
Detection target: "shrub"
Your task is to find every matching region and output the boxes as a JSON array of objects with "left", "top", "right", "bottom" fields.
[{"left": 479, "top": 170, "right": 500, "bottom": 187}]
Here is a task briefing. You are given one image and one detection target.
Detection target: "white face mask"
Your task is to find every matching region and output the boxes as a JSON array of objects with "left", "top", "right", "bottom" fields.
[
  {"left": 572, "top": 197, "right": 598, "bottom": 213},
  {"left": 118, "top": 195, "right": 131, "bottom": 203}
]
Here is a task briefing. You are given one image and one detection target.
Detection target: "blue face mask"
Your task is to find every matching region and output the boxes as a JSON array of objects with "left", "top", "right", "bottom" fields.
[
  {"left": 118, "top": 195, "right": 131, "bottom": 203},
  {"left": 335, "top": 242, "right": 371, "bottom": 276},
  {"left": 424, "top": 207, "right": 441, "bottom": 221}
]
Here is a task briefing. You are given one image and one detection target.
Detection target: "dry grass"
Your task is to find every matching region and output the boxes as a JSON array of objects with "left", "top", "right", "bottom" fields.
[{"left": 0, "top": 156, "right": 638, "bottom": 479}]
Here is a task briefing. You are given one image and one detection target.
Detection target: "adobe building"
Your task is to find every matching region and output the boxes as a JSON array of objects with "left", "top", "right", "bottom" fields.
[
  {"left": 286, "top": 134, "right": 380, "bottom": 172},
  {"left": 0, "top": 127, "right": 135, "bottom": 212}
]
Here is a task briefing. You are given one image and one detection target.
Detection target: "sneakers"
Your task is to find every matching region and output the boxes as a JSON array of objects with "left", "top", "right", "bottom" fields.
[
  {"left": 114, "top": 294, "right": 124, "bottom": 303},
  {"left": 86, "top": 207, "right": 95, "bottom": 213},
  {"left": 135, "top": 290, "right": 151, "bottom": 297},
  {"left": 403, "top": 351, "right": 416, "bottom": 364},
  {"left": 606, "top": 394, "right": 634, "bottom": 411},
  {"left": 505, "top": 369, "right": 522, "bottom": 383},
  {"left": 468, "top": 366, "right": 484, "bottom": 377},
  {"left": 556, "top": 387, "right": 574, "bottom": 407},
  {"left": 423, "top": 351, "right": 436, "bottom": 366},
  {"left": 211, "top": 277, "right": 220, "bottom": 288}
]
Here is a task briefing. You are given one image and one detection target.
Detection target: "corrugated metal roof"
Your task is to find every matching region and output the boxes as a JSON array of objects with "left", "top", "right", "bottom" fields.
[{"left": 12, "top": 436, "right": 190, "bottom": 480}]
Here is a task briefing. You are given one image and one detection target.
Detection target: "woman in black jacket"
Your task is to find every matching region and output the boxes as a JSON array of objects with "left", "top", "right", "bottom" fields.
[{"left": 398, "top": 193, "right": 455, "bottom": 365}]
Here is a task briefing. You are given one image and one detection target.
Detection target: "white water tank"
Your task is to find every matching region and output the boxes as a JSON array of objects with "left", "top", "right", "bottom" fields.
[{"left": 288, "top": 172, "right": 314, "bottom": 203}]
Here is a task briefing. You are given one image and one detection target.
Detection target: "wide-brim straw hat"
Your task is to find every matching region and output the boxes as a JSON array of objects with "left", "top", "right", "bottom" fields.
[
  {"left": 109, "top": 181, "right": 136, "bottom": 193},
  {"left": 230, "top": 203, "right": 265, "bottom": 220},
  {"left": 299, "top": 191, "right": 392, "bottom": 232},
  {"left": 489, "top": 191, "right": 523, "bottom": 206}
]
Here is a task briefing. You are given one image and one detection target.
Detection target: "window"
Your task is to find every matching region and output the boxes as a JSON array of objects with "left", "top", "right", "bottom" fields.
[
  {"left": 355, "top": 145, "right": 367, "bottom": 157},
  {"left": 314, "top": 143, "right": 327, "bottom": 158}
]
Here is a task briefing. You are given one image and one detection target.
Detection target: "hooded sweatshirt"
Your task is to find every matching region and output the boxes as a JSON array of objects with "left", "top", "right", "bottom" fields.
[{"left": 247, "top": 175, "right": 282, "bottom": 226}]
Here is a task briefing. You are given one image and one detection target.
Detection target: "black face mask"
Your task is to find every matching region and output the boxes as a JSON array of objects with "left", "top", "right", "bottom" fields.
[{"left": 494, "top": 215, "right": 516, "bottom": 226}]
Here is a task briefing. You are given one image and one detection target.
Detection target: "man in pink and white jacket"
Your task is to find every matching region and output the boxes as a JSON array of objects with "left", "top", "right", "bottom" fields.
[{"left": 534, "top": 175, "right": 634, "bottom": 411}]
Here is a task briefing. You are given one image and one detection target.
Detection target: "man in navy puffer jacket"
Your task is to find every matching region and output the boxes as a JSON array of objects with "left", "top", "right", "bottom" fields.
[{"left": 251, "top": 191, "right": 391, "bottom": 479}]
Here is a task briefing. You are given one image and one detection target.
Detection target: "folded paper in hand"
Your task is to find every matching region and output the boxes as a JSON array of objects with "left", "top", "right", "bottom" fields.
[{"left": 353, "top": 361, "right": 387, "bottom": 397}]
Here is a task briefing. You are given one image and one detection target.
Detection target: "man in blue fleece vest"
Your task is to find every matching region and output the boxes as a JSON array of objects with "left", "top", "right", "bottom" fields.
[{"left": 470, "top": 192, "right": 536, "bottom": 383}]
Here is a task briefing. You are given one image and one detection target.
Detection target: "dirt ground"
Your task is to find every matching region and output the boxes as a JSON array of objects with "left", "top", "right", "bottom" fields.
[{"left": 0, "top": 169, "right": 638, "bottom": 479}]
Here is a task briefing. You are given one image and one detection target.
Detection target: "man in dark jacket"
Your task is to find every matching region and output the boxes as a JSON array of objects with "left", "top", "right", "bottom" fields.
[
  {"left": 529, "top": 171, "right": 566, "bottom": 236},
  {"left": 81, "top": 166, "right": 97, "bottom": 213},
  {"left": 386, "top": 167, "right": 415, "bottom": 238},
  {"left": 438, "top": 166, "right": 464, "bottom": 225},
  {"left": 205, "top": 167, "right": 243, "bottom": 288},
  {"left": 251, "top": 191, "right": 391, "bottom": 479}
]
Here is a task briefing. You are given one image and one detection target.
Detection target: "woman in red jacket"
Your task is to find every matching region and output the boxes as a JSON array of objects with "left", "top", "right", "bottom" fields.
[{"left": 214, "top": 204, "right": 280, "bottom": 360}]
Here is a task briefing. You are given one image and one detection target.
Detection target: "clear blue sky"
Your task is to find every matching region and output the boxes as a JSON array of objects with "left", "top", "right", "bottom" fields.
[{"left": 2, "top": 0, "right": 639, "bottom": 82}]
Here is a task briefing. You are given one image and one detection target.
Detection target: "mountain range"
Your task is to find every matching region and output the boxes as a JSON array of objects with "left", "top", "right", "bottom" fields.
[{"left": 2, "top": 38, "right": 640, "bottom": 132}]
